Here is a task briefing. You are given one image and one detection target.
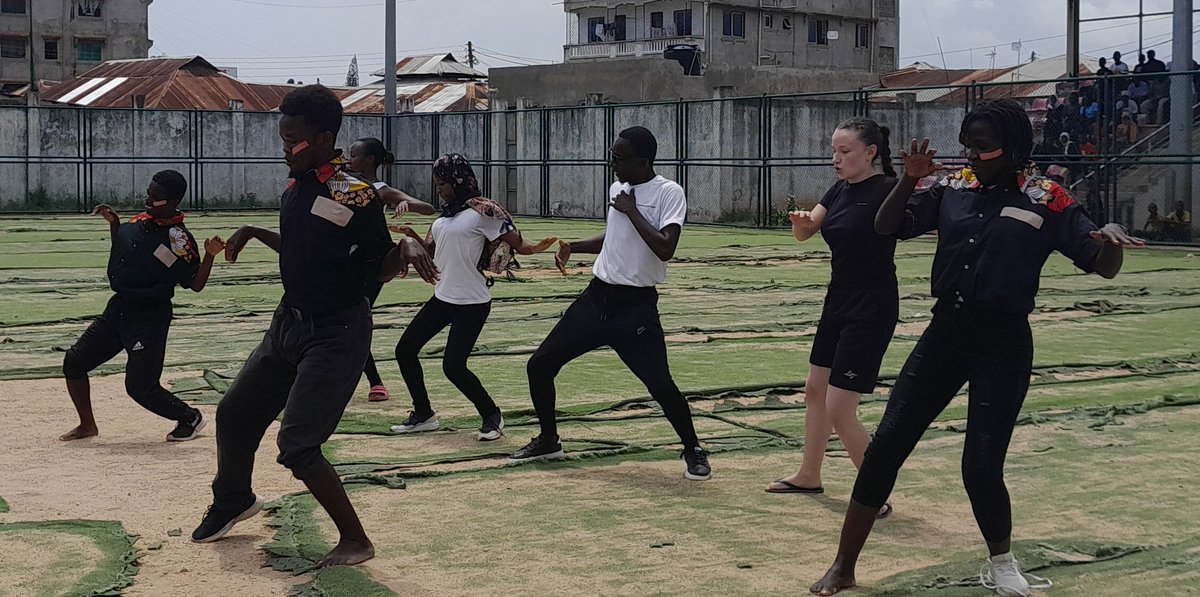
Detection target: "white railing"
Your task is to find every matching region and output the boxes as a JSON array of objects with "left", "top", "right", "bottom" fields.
[
  {"left": 760, "top": 0, "right": 798, "bottom": 8},
  {"left": 565, "top": 37, "right": 703, "bottom": 61}
]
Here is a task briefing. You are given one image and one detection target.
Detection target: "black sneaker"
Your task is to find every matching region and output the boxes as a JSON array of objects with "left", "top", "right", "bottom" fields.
[
  {"left": 478, "top": 409, "right": 504, "bottom": 441},
  {"left": 508, "top": 435, "right": 565, "bottom": 462},
  {"left": 389, "top": 410, "right": 439, "bottom": 434},
  {"left": 682, "top": 447, "right": 712, "bottom": 481},
  {"left": 191, "top": 494, "right": 264, "bottom": 543},
  {"left": 167, "top": 410, "right": 206, "bottom": 442}
]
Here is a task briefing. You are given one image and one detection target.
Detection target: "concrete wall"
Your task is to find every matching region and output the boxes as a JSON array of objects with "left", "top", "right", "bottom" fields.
[{"left": 0, "top": 0, "right": 150, "bottom": 86}]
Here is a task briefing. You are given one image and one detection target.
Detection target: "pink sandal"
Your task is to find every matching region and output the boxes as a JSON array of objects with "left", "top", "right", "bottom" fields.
[{"left": 368, "top": 385, "right": 390, "bottom": 402}]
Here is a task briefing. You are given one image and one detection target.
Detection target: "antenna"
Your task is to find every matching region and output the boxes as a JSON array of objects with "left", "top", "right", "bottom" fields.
[{"left": 936, "top": 36, "right": 950, "bottom": 84}]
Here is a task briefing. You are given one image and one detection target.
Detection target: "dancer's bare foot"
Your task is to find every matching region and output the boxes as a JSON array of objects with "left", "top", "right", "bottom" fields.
[
  {"left": 317, "top": 538, "right": 375, "bottom": 567},
  {"left": 59, "top": 425, "right": 98, "bottom": 441},
  {"left": 810, "top": 563, "right": 856, "bottom": 595}
]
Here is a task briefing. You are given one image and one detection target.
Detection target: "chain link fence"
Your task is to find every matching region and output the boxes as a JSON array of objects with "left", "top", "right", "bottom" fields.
[{"left": 0, "top": 72, "right": 1196, "bottom": 243}]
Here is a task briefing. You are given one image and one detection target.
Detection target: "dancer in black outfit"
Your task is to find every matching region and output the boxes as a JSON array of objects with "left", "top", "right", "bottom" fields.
[
  {"left": 348, "top": 137, "right": 434, "bottom": 402},
  {"left": 810, "top": 99, "right": 1143, "bottom": 596},
  {"left": 766, "top": 118, "right": 899, "bottom": 519}
]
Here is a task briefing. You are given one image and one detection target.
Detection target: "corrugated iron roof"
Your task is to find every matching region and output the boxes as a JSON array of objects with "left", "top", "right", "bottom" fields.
[
  {"left": 41, "top": 56, "right": 296, "bottom": 111},
  {"left": 872, "top": 55, "right": 1103, "bottom": 104},
  {"left": 370, "top": 53, "right": 485, "bottom": 80},
  {"left": 41, "top": 56, "right": 488, "bottom": 113}
]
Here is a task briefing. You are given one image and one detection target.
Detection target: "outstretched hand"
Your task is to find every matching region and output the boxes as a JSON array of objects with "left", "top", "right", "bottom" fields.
[
  {"left": 528, "top": 236, "right": 558, "bottom": 254},
  {"left": 901, "top": 137, "right": 942, "bottom": 180},
  {"left": 203, "top": 236, "right": 225, "bottom": 257},
  {"left": 1090, "top": 223, "right": 1146, "bottom": 247},
  {"left": 789, "top": 210, "right": 816, "bottom": 229},
  {"left": 554, "top": 240, "right": 571, "bottom": 275},
  {"left": 91, "top": 204, "right": 119, "bottom": 225},
  {"left": 398, "top": 237, "right": 438, "bottom": 284},
  {"left": 223, "top": 227, "right": 252, "bottom": 263}
]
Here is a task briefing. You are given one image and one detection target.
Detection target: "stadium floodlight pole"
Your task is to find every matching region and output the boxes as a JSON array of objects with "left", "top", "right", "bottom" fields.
[
  {"left": 1170, "top": 0, "right": 1194, "bottom": 231},
  {"left": 385, "top": 0, "right": 397, "bottom": 115},
  {"left": 1066, "top": 0, "right": 1080, "bottom": 78}
]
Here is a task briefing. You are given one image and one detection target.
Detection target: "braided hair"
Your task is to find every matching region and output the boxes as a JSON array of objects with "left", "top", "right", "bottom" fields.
[
  {"left": 959, "top": 99, "right": 1033, "bottom": 169},
  {"left": 836, "top": 117, "right": 896, "bottom": 177}
]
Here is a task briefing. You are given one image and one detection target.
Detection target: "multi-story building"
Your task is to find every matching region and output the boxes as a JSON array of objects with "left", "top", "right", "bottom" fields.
[
  {"left": 491, "top": 0, "right": 899, "bottom": 106},
  {"left": 0, "top": 0, "right": 151, "bottom": 95}
]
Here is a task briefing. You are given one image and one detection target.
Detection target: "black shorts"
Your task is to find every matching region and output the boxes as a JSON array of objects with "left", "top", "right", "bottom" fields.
[{"left": 809, "top": 285, "right": 899, "bottom": 393}]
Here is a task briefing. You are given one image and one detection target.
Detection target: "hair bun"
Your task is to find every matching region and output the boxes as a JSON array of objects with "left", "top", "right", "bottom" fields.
[{"left": 383, "top": 152, "right": 396, "bottom": 165}]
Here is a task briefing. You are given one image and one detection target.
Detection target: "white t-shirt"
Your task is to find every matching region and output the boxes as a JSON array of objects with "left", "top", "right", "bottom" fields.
[
  {"left": 431, "top": 209, "right": 506, "bottom": 305},
  {"left": 592, "top": 175, "right": 687, "bottom": 287}
]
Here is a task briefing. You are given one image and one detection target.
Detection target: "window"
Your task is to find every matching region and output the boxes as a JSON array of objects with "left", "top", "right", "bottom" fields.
[
  {"left": 650, "top": 11, "right": 663, "bottom": 29},
  {"left": 878, "top": 45, "right": 896, "bottom": 68},
  {"left": 76, "top": 0, "right": 103, "bottom": 17},
  {"left": 587, "top": 16, "right": 604, "bottom": 42},
  {"left": 0, "top": 36, "right": 25, "bottom": 59},
  {"left": 44, "top": 38, "right": 58, "bottom": 60},
  {"left": 723, "top": 11, "right": 745, "bottom": 38},
  {"left": 77, "top": 39, "right": 103, "bottom": 61},
  {"left": 612, "top": 15, "right": 626, "bottom": 41},
  {"left": 782, "top": 17, "right": 792, "bottom": 30},
  {"left": 763, "top": 14, "right": 773, "bottom": 29},
  {"left": 1, "top": 0, "right": 25, "bottom": 15},
  {"left": 674, "top": 9, "right": 692, "bottom": 36},
  {"left": 808, "top": 19, "right": 828, "bottom": 44},
  {"left": 229, "top": 99, "right": 244, "bottom": 111},
  {"left": 856, "top": 24, "right": 870, "bottom": 48}
]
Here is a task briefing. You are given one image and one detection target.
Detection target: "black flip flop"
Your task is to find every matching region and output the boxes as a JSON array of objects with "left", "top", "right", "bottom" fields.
[
  {"left": 876, "top": 502, "right": 894, "bottom": 519},
  {"left": 765, "top": 479, "right": 824, "bottom": 494}
]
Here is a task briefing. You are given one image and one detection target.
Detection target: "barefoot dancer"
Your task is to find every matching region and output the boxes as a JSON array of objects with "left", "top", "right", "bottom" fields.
[
  {"left": 388, "top": 154, "right": 556, "bottom": 440},
  {"left": 766, "top": 118, "right": 899, "bottom": 519},
  {"left": 508, "top": 126, "right": 712, "bottom": 482},
  {"left": 61, "top": 170, "right": 222, "bottom": 443},
  {"left": 191, "top": 85, "right": 437, "bottom": 568},
  {"left": 810, "top": 100, "right": 1144, "bottom": 596},
  {"left": 348, "top": 137, "right": 435, "bottom": 402}
]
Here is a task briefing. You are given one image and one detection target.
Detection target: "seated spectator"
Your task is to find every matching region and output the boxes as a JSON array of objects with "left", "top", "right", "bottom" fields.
[
  {"left": 1165, "top": 200, "right": 1193, "bottom": 242},
  {"left": 1117, "top": 112, "right": 1140, "bottom": 147},
  {"left": 1140, "top": 203, "right": 1165, "bottom": 241},
  {"left": 1115, "top": 90, "right": 1140, "bottom": 116},
  {"left": 1128, "top": 79, "right": 1151, "bottom": 103}
]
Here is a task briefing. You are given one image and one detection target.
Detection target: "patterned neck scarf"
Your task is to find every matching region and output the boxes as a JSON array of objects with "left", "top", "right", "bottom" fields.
[
  {"left": 131, "top": 211, "right": 185, "bottom": 227},
  {"left": 433, "top": 153, "right": 484, "bottom": 217}
]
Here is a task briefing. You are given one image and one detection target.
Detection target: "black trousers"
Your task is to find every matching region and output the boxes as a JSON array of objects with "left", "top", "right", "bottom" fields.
[
  {"left": 362, "top": 280, "right": 384, "bottom": 387},
  {"left": 394, "top": 297, "right": 496, "bottom": 418},
  {"left": 527, "top": 278, "right": 700, "bottom": 448},
  {"left": 63, "top": 295, "right": 196, "bottom": 423},
  {"left": 851, "top": 300, "right": 1033, "bottom": 543},
  {"left": 211, "top": 301, "right": 371, "bottom": 509}
]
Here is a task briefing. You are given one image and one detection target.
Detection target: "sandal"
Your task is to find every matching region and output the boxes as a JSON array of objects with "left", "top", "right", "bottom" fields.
[
  {"left": 876, "top": 501, "right": 894, "bottom": 519},
  {"left": 765, "top": 479, "right": 824, "bottom": 494},
  {"left": 368, "top": 385, "right": 390, "bottom": 402}
]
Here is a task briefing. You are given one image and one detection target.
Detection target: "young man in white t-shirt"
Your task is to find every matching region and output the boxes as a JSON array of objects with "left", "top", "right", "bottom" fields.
[{"left": 509, "top": 126, "right": 712, "bottom": 481}]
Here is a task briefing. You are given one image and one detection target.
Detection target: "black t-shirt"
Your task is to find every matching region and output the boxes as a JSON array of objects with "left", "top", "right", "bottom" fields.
[
  {"left": 107, "top": 215, "right": 200, "bottom": 303},
  {"left": 897, "top": 171, "right": 1103, "bottom": 315},
  {"left": 818, "top": 174, "right": 899, "bottom": 289},
  {"left": 278, "top": 159, "right": 394, "bottom": 315}
]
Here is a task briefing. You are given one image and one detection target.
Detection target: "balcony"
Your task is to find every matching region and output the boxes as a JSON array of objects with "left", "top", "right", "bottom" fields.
[{"left": 565, "top": 36, "right": 704, "bottom": 61}]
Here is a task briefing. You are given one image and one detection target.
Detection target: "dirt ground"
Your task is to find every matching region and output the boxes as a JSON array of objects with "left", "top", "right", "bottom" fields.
[{"left": 0, "top": 375, "right": 301, "bottom": 596}]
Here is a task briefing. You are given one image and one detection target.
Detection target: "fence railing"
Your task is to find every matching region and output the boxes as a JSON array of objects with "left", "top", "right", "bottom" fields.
[{"left": 0, "top": 71, "right": 1196, "bottom": 243}]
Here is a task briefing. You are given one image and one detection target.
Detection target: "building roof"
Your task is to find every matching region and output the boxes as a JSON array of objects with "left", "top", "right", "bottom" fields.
[
  {"left": 41, "top": 56, "right": 295, "bottom": 111},
  {"left": 872, "top": 55, "right": 1103, "bottom": 103},
  {"left": 40, "top": 56, "right": 488, "bottom": 113},
  {"left": 370, "top": 53, "right": 485, "bottom": 80},
  {"left": 339, "top": 82, "right": 489, "bottom": 113}
]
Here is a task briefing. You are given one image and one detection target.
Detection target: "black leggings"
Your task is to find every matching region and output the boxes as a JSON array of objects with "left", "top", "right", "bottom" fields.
[
  {"left": 363, "top": 281, "right": 384, "bottom": 387},
  {"left": 394, "top": 297, "right": 497, "bottom": 418},
  {"left": 527, "top": 278, "right": 700, "bottom": 448},
  {"left": 851, "top": 301, "right": 1033, "bottom": 544}
]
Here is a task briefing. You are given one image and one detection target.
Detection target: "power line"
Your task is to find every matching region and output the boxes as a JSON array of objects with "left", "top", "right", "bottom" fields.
[
  {"left": 473, "top": 45, "right": 556, "bottom": 64},
  {"left": 899, "top": 14, "right": 1171, "bottom": 61},
  {"left": 226, "top": 0, "right": 428, "bottom": 7}
]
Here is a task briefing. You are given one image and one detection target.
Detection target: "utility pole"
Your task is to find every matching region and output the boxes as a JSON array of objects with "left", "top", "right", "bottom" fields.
[
  {"left": 466, "top": 41, "right": 477, "bottom": 69},
  {"left": 26, "top": 0, "right": 35, "bottom": 105},
  {"left": 1170, "top": 0, "right": 1194, "bottom": 232},
  {"left": 1066, "top": 0, "right": 1080, "bottom": 77},
  {"left": 384, "top": 0, "right": 397, "bottom": 116}
]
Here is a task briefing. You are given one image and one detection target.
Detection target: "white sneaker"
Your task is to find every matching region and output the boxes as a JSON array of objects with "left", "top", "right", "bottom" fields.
[
  {"left": 389, "top": 411, "right": 439, "bottom": 434},
  {"left": 980, "top": 552, "right": 1052, "bottom": 597}
]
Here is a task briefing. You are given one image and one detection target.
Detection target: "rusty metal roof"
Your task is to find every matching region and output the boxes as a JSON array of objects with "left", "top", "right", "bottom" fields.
[
  {"left": 41, "top": 56, "right": 297, "bottom": 111},
  {"left": 872, "top": 56, "right": 1102, "bottom": 104},
  {"left": 370, "top": 53, "right": 485, "bottom": 80},
  {"left": 41, "top": 56, "right": 488, "bottom": 113}
]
